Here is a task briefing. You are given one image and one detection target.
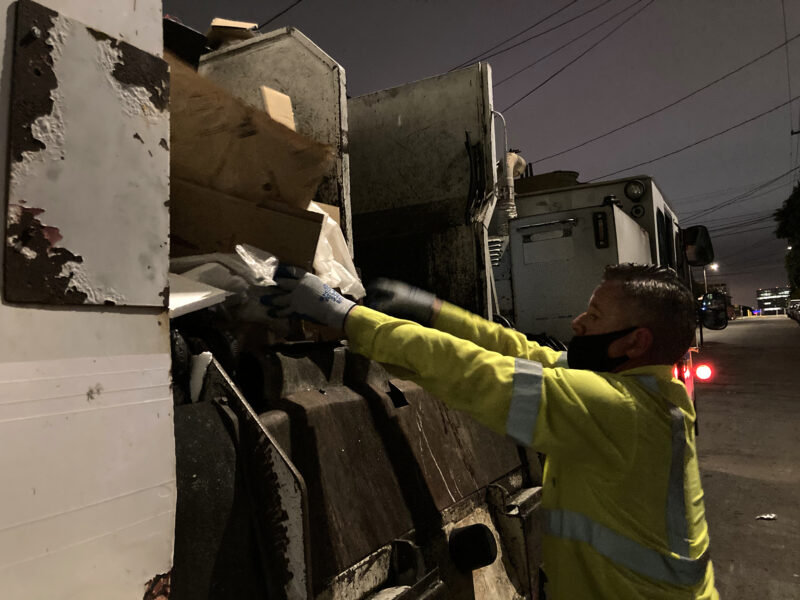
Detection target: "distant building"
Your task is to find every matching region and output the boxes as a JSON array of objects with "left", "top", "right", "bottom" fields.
[
  {"left": 708, "top": 283, "right": 729, "bottom": 295},
  {"left": 756, "top": 287, "right": 791, "bottom": 315}
]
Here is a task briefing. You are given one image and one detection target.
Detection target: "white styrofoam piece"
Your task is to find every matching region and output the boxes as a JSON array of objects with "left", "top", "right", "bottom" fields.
[
  {"left": 189, "top": 352, "right": 214, "bottom": 403},
  {"left": 168, "top": 272, "right": 230, "bottom": 318}
]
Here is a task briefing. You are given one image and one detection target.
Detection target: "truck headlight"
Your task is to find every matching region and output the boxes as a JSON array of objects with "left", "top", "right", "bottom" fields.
[{"left": 624, "top": 179, "right": 646, "bottom": 201}]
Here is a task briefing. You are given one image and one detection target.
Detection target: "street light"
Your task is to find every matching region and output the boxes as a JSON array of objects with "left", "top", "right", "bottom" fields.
[{"left": 703, "top": 262, "right": 719, "bottom": 294}]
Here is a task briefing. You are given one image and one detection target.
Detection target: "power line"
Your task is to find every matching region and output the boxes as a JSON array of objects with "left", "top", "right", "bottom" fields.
[
  {"left": 589, "top": 95, "right": 800, "bottom": 181},
  {"left": 723, "top": 249, "right": 786, "bottom": 268},
  {"left": 672, "top": 177, "right": 795, "bottom": 205},
  {"left": 680, "top": 180, "right": 795, "bottom": 221},
  {"left": 495, "top": 0, "right": 641, "bottom": 87},
  {"left": 501, "top": 0, "right": 654, "bottom": 113},
  {"left": 532, "top": 31, "right": 800, "bottom": 164},
  {"left": 451, "top": 0, "right": 580, "bottom": 70},
  {"left": 683, "top": 165, "right": 800, "bottom": 223},
  {"left": 717, "top": 235, "right": 784, "bottom": 262},
  {"left": 780, "top": 0, "right": 800, "bottom": 180},
  {"left": 712, "top": 224, "right": 775, "bottom": 239},
  {"left": 708, "top": 215, "right": 773, "bottom": 233},
  {"left": 478, "top": 0, "right": 616, "bottom": 69},
  {"left": 697, "top": 207, "right": 776, "bottom": 224},
  {"left": 258, "top": 0, "right": 304, "bottom": 30}
]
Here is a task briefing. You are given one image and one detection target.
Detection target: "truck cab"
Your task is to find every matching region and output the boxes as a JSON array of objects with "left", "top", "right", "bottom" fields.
[{"left": 499, "top": 171, "right": 689, "bottom": 341}]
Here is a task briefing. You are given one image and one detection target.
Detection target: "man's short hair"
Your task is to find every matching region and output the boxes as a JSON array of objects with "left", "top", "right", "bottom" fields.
[{"left": 602, "top": 263, "right": 696, "bottom": 364}]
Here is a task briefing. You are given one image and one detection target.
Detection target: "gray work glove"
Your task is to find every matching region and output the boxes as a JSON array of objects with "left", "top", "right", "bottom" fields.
[
  {"left": 261, "top": 265, "right": 355, "bottom": 330},
  {"left": 365, "top": 278, "right": 437, "bottom": 326}
]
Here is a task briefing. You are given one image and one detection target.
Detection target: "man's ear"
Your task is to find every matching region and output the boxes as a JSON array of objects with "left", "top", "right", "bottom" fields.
[
  {"left": 624, "top": 327, "right": 653, "bottom": 359},
  {"left": 609, "top": 327, "right": 653, "bottom": 359}
]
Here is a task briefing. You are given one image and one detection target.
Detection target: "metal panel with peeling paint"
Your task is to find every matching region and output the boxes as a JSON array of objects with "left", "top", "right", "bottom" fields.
[
  {"left": 0, "top": 1, "right": 175, "bottom": 598},
  {"left": 4, "top": 0, "right": 169, "bottom": 306}
]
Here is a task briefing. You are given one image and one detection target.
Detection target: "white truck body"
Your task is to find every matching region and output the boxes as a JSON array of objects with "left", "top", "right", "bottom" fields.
[
  {"left": 508, "top": 204, "right": 651, "bottom": 341},
  {"left": 0, "top": 1, "right": 175, "bottom": 598},
  {"left": 505, "top": 176, "right": 687, "bottom": 341}
]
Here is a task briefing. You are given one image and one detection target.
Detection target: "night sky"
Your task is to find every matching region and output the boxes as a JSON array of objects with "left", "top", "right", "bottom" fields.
[{"left": 164, "top": 0, "right": 800, "bottom": 306}]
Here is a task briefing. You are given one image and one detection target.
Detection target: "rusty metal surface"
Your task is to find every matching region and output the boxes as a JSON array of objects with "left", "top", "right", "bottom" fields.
[
  {"left": 206, "top": 360, "right": 312, "bottom": 600},
  {"left": 173, "top": 359, "right": 312, "bottom": 600},
  {"left": 347, "top": 65, "right": 496, "bottom": 314},
  {"left": 269, "top": 384, "right": 417, "bottom": 592},
  {"left": 440, "top": 410, "right": 528, "bottom": 491},
  {"left": 487, "top": 485, "right": 544, "bottom": 599},
  {"left": 245, "top": 346, "right": 525, "bottom": 595},
  {"left": 4, "top": 0, "right": 169, "bottom": 306},
  {"left": 172, "top": 400, "right": 268, "bottom": 599},
  {"left": 143, "top": 571, "right": 172, "bottom": 600}
]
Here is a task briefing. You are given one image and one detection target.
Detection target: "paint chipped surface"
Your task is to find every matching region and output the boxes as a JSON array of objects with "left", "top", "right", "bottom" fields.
[
  {"left": 143, "top": 570, "right": 171, "bottom": 600},
  {"left": 5, "top": 204, "right": 87, "bottom": 303},
  {"left": 4, "top": 0, "right": 169, "bottom": 306},
  {"left": 91, "top": 28, "right": 169, "bottom": 115}
]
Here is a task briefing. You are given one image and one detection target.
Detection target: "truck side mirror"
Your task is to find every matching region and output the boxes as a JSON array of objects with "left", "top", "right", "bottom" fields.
[
  {"left": 683, "top": 225, "right": 715, "bottom": 267},
  {"left": 700, "top": 291, "right": 728, "bottom": 330}
]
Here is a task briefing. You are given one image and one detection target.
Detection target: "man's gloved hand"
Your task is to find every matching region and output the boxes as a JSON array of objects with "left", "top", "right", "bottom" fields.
[
  {"left": 261, "top": 265, "right": 355, "bottom": 330},
  {"left": 365, "top": 278, "right": 437, "bottom": 326}
]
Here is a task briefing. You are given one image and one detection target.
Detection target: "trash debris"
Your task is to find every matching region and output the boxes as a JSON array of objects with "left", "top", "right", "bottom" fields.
[
  {"left": 169, "top": 244, "right": 279, "bottom": 320},
  {"left": 261, "top": 85, "right": 296, "bottom": 131},
  {"left": 171, "top": 244, "right": 279, "bottom": 290},
  {"left": 755, "top": 513, "right": 777, "bottom": 520},
  {"left": 206, "top": 17, "right": 257, "bottom": 47},
  {"left": 168, "top": 273, "right": 231, "bottom": 319},
  {"left": 169, "top": 242, "right": 360, "bottom": 343},
  {"left": 235, "top": 244, "right": 280, "bottom": 286},
  {"left": 189, "top": 352, "right": 214, "bottom": 403},
  {"left": 308, "top": 201, "right": 365, "bottom": 299}
]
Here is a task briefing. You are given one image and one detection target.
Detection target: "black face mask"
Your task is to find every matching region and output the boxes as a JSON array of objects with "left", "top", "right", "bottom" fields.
[{"left": 567, "top": 327, "right": 638, "bottom": 372}]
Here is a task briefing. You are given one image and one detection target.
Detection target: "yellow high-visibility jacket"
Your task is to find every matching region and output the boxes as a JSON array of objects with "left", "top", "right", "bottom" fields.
[{"left": 345, "top": 302, "right": 718, "bottom": 600}]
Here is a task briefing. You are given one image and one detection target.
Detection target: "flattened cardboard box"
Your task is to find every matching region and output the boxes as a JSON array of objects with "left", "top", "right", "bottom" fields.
[
  {"left": 170, "top": 178, "right": 324, "bottom": 271},
  {"left": 168, "top": 51, "right": 333, "bottom": 209}
]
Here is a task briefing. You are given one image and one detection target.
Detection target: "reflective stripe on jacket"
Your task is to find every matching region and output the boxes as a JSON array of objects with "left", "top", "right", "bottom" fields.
[{"left": 346, "top": 303, "right": 718, "bottom": 599}]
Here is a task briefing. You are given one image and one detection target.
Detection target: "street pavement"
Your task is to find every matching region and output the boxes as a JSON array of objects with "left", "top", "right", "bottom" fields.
[{"left": 694, "top": 315, "right": 800, "bottom": 598}]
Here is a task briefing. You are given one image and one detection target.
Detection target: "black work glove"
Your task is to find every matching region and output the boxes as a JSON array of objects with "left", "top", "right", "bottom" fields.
[{"left": 365, "top": 278, "right": 437, "bottom": 326}]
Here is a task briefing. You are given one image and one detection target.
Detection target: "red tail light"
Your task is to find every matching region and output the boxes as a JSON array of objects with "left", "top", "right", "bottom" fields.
[{"left": 695, "top": 364, "right": 713, "bottom": 381}]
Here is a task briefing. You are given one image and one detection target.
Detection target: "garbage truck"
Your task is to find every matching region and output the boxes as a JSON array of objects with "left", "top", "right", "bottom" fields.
[{"left": 0, "top": 2, "right": 717, "bottom": 599}]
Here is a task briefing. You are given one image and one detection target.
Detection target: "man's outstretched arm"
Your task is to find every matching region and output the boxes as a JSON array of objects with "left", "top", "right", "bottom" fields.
[
  {"left": 347, "top": 305, "right": 635, "bottom": 470},
  {"left": 263, "top": 267, "right": 636, "bottom": 468},
  {"left": 367, "top": 279, "right": 565, "bottom": 367}
]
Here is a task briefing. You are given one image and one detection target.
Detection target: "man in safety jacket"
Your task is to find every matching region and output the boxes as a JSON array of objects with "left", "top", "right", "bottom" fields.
[{"left": 263, "top": 263, "right": 718, "bottom": 599}]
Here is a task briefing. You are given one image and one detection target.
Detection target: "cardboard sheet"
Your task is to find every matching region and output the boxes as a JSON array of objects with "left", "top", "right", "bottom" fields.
[
  {"left": 261, "top": 85, "right": 296, "bottom": 131},
  {"left": 168, "top": 52, "right": 334, "bottom": 209},
  {"left": 170, "top": 178, "right": 324, "bottom": 271}
]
